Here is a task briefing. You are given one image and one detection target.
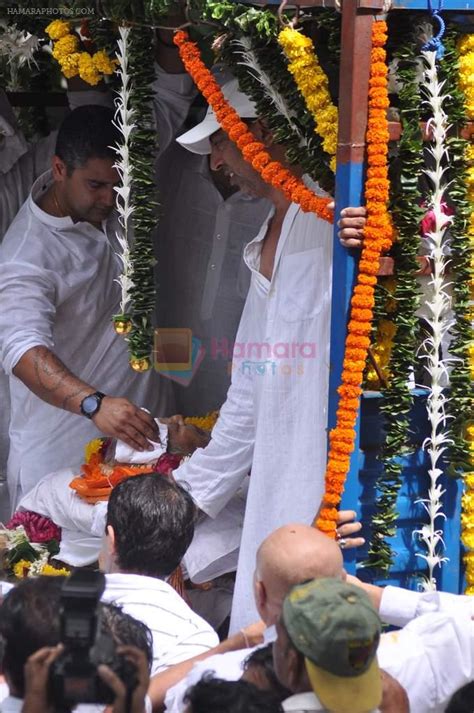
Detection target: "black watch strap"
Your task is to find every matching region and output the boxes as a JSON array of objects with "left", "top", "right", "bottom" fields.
[{"left": 80, "top": 391, "right": 106, "bottom": 419}]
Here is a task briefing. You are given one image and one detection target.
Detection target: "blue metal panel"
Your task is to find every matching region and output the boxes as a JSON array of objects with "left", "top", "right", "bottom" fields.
[
  {"left": 354, "top": 392, "right": 463, "bottom": 592},
  {"left": 332, "top": 162, "right": 365, "bottom": 575},
  {"left": 390, "top": 0, "right": 473, "bottom": 8}
]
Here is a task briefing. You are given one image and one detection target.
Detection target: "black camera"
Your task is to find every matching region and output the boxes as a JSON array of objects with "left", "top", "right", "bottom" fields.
[{"left": 49, "top": 570, "right": 138, "bottom": 706}]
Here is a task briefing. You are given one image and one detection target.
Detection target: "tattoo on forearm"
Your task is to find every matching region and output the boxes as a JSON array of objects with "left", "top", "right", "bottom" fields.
[{"left": 33, "top": 347, "right": 70, "bottom": 394}]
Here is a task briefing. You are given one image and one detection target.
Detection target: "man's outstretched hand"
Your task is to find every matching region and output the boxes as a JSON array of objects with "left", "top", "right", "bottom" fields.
[{"left": 93, "top": 398, "right": 160, "bottom": 452}]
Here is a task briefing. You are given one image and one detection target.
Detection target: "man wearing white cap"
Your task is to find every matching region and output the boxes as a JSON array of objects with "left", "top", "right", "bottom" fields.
[{"left": 173, "top": 79, "right": 365, "bottom": 632}]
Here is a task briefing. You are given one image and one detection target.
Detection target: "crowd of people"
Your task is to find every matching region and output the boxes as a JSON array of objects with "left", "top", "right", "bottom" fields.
[{"left": 0, "top": 19, "right": 472, "bottom": 713}]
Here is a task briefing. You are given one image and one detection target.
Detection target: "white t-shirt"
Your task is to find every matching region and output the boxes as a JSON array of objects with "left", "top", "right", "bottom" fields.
[
  {"left": 101, "top": 573, "right": 219, "bottom": 675},
  {"left": 378, "top": 586, "right": 474, "bottom": 713}
]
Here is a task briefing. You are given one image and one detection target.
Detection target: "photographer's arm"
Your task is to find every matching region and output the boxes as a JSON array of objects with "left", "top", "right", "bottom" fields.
[
  {"left": 147, "top": 622, "right": 265, "bottom": 712},
  {"left": 98, "top": 646, "right": 150, "bottom": 713},
  {"left": 21, "top": 644, "right": 63, "bottom": 713}
]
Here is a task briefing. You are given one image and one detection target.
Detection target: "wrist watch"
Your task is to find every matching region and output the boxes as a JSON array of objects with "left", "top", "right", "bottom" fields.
[{"left": 80, "top": 391, "right": 106, "bottom": 419}]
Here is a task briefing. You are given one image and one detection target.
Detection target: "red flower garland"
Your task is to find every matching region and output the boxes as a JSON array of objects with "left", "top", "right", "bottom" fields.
[{"left": 173, "top": 30, "right": 333, "bottom": 224}]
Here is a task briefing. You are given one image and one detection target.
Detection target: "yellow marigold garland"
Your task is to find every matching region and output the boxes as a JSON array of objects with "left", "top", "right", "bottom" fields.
[
  {"left": 45, "top": 19, "right": 117, "bottom": 86},
  {"left": 458, "top": 34, "right": 474, "bottom": 119},
  {"left": 173, "top": 30, "right": 333, "bottom": 225},
  {"left": 459, "top": 34, "right": 474, "bottom": 591},
  {"left": 278, "top": 27, "right": 338, "bottom": 173},
  {"left": 185, "top": 411, "right": 219, "bottom": 432},
  {"left": 316, "top": 20, "right": 392, "bottom": 537}
]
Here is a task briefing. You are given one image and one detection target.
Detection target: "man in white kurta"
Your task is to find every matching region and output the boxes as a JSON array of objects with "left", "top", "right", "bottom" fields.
[
  {"left": 173, "top": 80, "right": 335, "bottom": 632},
  {"left": 0, "top": 171, "right": 172, "bottom": 507}
]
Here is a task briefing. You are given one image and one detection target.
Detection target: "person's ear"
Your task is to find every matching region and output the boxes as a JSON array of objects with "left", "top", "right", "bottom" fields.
[
  {"left": 106, "top": 525, "right": 116, "bottom": 556},
  {"left": 250, "top": 119, "right": 274, "bottom": 148},
  {"left": 51, "top": 155, "right": 68, "bottom": 183},
  {"left": 254, "top": 577, "right": 267, "bottom": 616}
]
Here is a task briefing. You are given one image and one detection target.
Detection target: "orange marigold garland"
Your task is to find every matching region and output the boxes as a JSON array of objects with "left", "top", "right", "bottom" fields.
[
  {"left": 173, "top": 31, "right": 333, "bottom": 224},
  {"left": 316, "top": 20, "right": 393, "bottom": 537}
]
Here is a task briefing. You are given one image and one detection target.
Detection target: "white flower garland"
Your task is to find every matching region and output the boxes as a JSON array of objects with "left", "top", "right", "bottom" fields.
[
  {"left": 0, "top": 22, "right": 39, "bottom": 89},
  {"left": 111, "top": 26, "right": 136, "bottom": 317},
  {"left": 234, "top": 35, "right": 311, "bottom": 153},
  {"left": 415, "top": 48, "right": 454, "bottom": 591}
]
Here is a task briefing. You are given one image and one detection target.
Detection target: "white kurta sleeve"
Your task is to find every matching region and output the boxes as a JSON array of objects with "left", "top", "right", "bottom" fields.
[
  {"left": 379, "top": 585, "right": 474, "bottom": 628},
  {"left": 0, "top": 259, "right": 56, "bottom": 374},
  {"left": 152, "top": 65, "right": 197, "bottom": 154},
  {"left": 174, "top": 363, "right": 255, "bottom": 519},
  {"left": 378, "top": 613, "right": 474, "bottom": 713}
]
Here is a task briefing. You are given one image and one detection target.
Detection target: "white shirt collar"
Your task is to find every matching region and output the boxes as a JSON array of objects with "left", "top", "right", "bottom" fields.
[{"left": 283, "top": 691, "right": 324, "bottom": 711}]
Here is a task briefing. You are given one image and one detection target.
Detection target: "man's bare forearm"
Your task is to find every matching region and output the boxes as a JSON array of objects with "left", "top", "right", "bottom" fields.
[{"left": 13, "top": 345, "right": 94, "bottom": 413}]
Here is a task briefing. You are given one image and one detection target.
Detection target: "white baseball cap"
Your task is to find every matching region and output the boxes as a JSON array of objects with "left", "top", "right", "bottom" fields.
[{"left": 176, "top": 78, "right": 257, "bottom": 156}]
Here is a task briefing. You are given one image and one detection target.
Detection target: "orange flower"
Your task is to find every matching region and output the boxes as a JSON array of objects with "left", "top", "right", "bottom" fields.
[
  {"left": 316, "top": 20, "right": 392, "bottom": 536},
  {"left": 173, "top": 30, "right": 333, "bottom": 225}
]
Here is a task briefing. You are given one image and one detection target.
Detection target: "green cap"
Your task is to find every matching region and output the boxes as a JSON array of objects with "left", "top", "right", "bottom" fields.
[{"left": 282, "top": 577, "right": 382, "bottom": 713}]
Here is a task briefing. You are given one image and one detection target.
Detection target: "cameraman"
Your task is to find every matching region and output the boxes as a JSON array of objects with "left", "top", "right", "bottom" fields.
[
  {"left": 21, "top": 645, "right": 149, "bottom": 713},
  {"left": 0, "top": 576, "right": 152, "bottom": 713}
]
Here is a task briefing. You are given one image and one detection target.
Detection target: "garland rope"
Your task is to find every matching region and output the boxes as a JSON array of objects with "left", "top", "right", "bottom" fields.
[
  {"left": 363, "top": 35, "right": 424, "bottom": 573},
  {"left": 126, "top": 25, "right": 159, "bottom": 369},
  {"left": 415, "top": 46, "right": 453, "bottom": 591},
  {"left": 278, "top": 26, "right": 338, "bottom": 173},
  {"left": 316, "top": 20, "right": 393, "bottom": 537},
  {"left": 173, "top": 29, "right": 333, "bottom": 224},
  {"left": 111, "top": 25, "right": 136, "bottom": 323}
]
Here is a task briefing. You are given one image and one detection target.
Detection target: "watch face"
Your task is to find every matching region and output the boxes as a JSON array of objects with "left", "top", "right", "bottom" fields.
[{"left": 82, "top": 395, "right": 99, "bottom": 415}]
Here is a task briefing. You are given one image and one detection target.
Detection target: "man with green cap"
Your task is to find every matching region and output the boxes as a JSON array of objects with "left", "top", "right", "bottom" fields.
[{"left": 273, "top": 578, "right": 385, "bottom": 713}]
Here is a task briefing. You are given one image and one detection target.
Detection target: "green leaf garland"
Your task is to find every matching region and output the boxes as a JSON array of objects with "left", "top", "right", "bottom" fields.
[
  {"left": 362, "top": 36, "right": 424, "bottom": 573},
  {"left": 127, "top": 25, "right": 159, "bottom": 362}
]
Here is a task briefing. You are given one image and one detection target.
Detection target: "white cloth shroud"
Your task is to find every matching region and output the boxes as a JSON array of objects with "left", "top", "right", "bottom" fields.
[{"left": 114, "top": 419, "right": 168, "bottom": 463}]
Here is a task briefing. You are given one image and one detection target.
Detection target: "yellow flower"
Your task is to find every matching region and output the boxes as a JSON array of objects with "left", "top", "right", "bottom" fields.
[
  {"left": 457, "top": 35, "right": 474, "bottom": 120},
  {"left": 185, "top": 411, "right": 219, "bottom": 432},
  {"left": 92, "top": 50, "right": 117, "bottom": 76},
  {"left": 78, "top": 53, "right": 101, "bottom": 86},
  {"left": 41, "top": 564, "right": 70, "bottom": 576},
  {"left": 462, "top": 530, "right": 474, "bottom": 549},
  {"left": 52, "top": 33, "right": 79, "bottom": 61},
  {"left": 465, "top": 473, "right": 474, "bottom": 490},
  {"left": 465, "top": 551, "right": 474, "bottom": 566},
  {"left": 13, "top": 559, "right": 32, "bottom": 579},
  {"left": 45, "top": 20, "right": 71, "bottom": 41},
  {"left": 459, "top": 34, "right": 474, "bottom": 53},
  {"left": 59, "top": 52, "right": 80, "bottom": 79},
  {"left": 85, "top": 438, "right": 104, "bottom": 463},
  {"left": 278, "top": 27, "right": 338, "bottom": 172}
]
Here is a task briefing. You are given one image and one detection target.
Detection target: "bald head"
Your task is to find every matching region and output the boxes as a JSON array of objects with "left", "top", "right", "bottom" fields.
[{"left": 253, "top": 524, "right": 343, "bottom": 625}]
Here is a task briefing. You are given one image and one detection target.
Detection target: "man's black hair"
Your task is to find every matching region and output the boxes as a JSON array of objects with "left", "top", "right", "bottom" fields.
[
  {"left": 100, "top": 602, "right": 153, "bottom": 672},
  {"left": 445, "top": 682, "right": 474, "bottom": 713},
  {"left": 184, "top": 675, "right": 284, "bottom": 713},
  {"left": 55, "top": 105, "right": 120, "bottom": 175},
  {"left": 106, "top": 473, "right": 196, "bottom": 579},
  {"left": 0, "top": 576, "right": 152, "bottom": 697},
  {"left": 243, "top": 643, "right": 291, "bottom": 701}
]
